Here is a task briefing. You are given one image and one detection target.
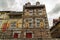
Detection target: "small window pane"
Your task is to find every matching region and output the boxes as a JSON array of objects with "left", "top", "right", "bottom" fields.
[
  {"left": 29, "top": 10, "right": 33, "bottom": 15},
  {"left": 35, "top": 18, "right": 40, "bottom": 27},
  {"left": 29, "top": 23, "right": 33, "bottom": 28},
  {"left": 29, "top": 10, "right": 33, "bottom": 13},
  {"left": 35, "top": 18, "right": 40, "bottom": 22},
  {"left": 24, "top": 18, "right": 33, "bottom": 22},
  {"left": 39, "top": 13, "right": 42, "bottom": 15},
  {"left": 38, "top": 9, "right": 42, "bottom": 12},
  {"left": 10, "top": 22, "right": 16, "bottom": 27},
  {"left": 38, "top": 10, "right": 42, "bottom": 15},
  {"left": 29, "top": 12, "right": 33, "bottom": 15},
  {"left": 36, "top": 22, "right": 40, "bottom": 27}
]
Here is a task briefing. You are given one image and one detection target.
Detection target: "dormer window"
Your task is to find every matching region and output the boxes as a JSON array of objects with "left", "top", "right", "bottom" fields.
[
  {"left": 25, "top": 2, "right": 31, "bottom": 6},
  {"left": 36, "top": 2, "right": 40, "bottom": 6}
]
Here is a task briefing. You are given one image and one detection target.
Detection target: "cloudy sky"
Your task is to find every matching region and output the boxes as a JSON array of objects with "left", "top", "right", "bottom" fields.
[{"left": 0, "top": 0, "right": 60, "bottom": 28}]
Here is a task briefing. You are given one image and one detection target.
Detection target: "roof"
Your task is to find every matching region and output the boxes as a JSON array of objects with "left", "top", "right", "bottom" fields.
[
  {"left": 0, "top": 11, "right": 23, "bottom": 16},
  {"left": 9, "top": 13, "right": 22, "bottom": 16},
  {"left": 0, "top": 11, "right": 10, "bottom": 13},
  {"left": 50, "top": 21, "right": 60, "bottom": 31},
  {"left": 24, "top": 5, "right": 45, "bottom": 9},
  {"left": 0, "top": 11, "right": 23, "bottom": 13},
  {"left": 53, "top": 19, "right": 59, "bottom": 23},
  {"left": 9, "top": 11, "right": 23, "bottom": 15}
]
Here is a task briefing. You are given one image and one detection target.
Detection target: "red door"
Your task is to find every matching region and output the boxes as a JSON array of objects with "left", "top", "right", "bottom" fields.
[
  {"left": 26, "top": 33, "right": 32, "bottom": 38},
  {"left": 14, "top": 33, "right": 18, "bottom": 38}
]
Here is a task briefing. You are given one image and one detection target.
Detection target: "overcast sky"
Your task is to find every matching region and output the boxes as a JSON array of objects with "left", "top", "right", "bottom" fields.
[{"left": 0, "top": 0, "right": 60, "bottom": 28}]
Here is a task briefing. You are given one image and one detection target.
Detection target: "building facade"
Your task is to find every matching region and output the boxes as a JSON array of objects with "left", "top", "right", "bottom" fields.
[
  {"left": 1, "top": 2, "right": 60, "bottom": 40},
  {"left": 22, "top": 2, "right": 51, "bottom": 38},
  {"left": 0, "top": 11, "right": 23, "bottom": 39},
  {"left": 50, "top": 17, "right": 60, "bottom": 38}
]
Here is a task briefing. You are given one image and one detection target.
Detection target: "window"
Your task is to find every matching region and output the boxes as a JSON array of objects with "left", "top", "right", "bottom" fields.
[
  {"left": 24, "top": 19, "right": 27, "bottom": 22},
  {"left": 35, "top": 18, "right": 40, "bottom": 27},
  {"left": 24, "top": 18, "right": 33, "bottom": 22},
  {"left": 37, "top": 19, "right": 40, "bottom": 22},
  {"left": 35, "top": 22, "right": 40, "bottom": 27},
  {"left": 45, "top": 18, "right": 47, "bottom": 21},
  {"left": 29, "top": 10, "right": 33, "bottom": 15},
  {"left": 10, "top": 22, "right": 16, "bottom": 27},
  {"left": 28, "top": 18, "right": 33, "bottom": 28},
  {"left": 37, "top": 22, "right": 40, "bottom": 27},
  {"left": 38, "top": 9, "right": 42, "bottom": 15},
  {"left": 39, "top": 12, "right": 42, "bottom": 15},
  {"left": 38, "top": 9, "right": 42, "bottom": 12},
  {"left": 34, "top": 9, "right": 36, "bottom": 12},
  {"left": 29, "top": 23, "right": 33, "bottom": 28},
  {"left": 29, "top": 10, "right": 33, "bottom": 13},
  {"left": 26, "top": 33, "right": 32, "bottom": 38},
  {"left": 24, "top": 9, "right": 29, "bottom": 12},
  {"left": 29, "top": 12, "right": 33, "bottom": 15},
  {"left": 39, "top": 11, "right": 42, "bottom": 15},
  {"left": 24, "top": 18, "right": 33, "bottom": 28},
  {"left": 28, "top": 18, "right": 33, "bottom": 22}
]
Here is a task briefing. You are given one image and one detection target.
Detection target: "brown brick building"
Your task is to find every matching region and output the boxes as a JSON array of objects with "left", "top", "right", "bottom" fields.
[
  {"left": 22, "top": 2, "right": 51, "bottom": 38},
  {"left": 50, "top": 17, "right": 60, "bottom": 38}
]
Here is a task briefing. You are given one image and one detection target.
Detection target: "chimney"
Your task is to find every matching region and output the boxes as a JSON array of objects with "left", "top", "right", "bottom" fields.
[
  {"left": 53, "top": 19, "right": 59, "bottom": 26},
  {"left": 36, "top": 2, "right": 40, "bottom": 6},
  {"left": 25, "top": 2, "right": 31, "bottom": 6}
]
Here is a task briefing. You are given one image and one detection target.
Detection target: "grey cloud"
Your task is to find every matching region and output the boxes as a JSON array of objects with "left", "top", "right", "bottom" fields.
[
  {"left": 48, "top": 3, "right": 60, "bottom": 15},
  {"left": 7, "top": 0, "right": 15, "bottom": 6},
  {"left": 0, "top": 0, "right": 7, "bottom": 9},
  {"left": 0, "top": 0, "right": 17, "bottom": 11},
  {"left": 0, "top": 0, "right": 37, "bottom": 11},
  {"left": 52, "top": 3, "right": 60, "bottom": 13},
  {"left": 47, "top": 3, "right": 60, "bottom": 28}
]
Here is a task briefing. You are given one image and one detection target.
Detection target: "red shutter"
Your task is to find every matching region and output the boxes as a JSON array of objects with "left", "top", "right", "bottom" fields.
[
  {"left": 2, "top": 23, "right": 7, "bottom": 32},
  {"left": 14, "top": 33, "right": 18, "bottom": 38},
  {"left": 26, "top": 33, "right": 32, "bottom": 38}
]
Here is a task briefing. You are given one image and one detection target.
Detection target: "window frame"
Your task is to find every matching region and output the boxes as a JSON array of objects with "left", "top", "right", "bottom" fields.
[
  {"left": 24, "top": 18, "right": 33, "bottom": 28},
  {"left": 10, "top": 21, "right": 16, "bottom": 29},
  {"left": 29, "top": 22, "right": 33, "bottom": 28},
  {"left": 29, "top": 9, "right": 33, "bottom": 15},
  {"left": 35, "top": 18, "right": 40, "bottom": 27},
  {"left": 38, "top": 9, "right": 42, "bottom": 15},
  {"left": 24, "top": 18, "right": 33, "bottom": 22}
]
